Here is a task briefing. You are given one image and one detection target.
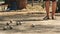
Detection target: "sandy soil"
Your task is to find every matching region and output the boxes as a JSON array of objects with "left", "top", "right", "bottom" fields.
[{"left": 0, "top": 13, "right": 59, "bottom": 34}]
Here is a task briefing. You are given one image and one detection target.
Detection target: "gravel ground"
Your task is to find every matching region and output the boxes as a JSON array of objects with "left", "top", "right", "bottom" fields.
[{"left": 0, "top": 13, "right": 60, "bottom": 34}]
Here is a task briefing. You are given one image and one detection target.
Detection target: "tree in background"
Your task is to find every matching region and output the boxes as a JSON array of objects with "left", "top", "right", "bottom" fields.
[
  {"left": 0, "top": 0, "right": 4, "bottom": 1},
  {"left": 57, "top": 0, "right": 60, "bottom": 11}
]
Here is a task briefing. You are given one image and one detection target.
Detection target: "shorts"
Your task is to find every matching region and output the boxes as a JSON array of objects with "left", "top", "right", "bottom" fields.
[{"left": 43, "top": 0, "right": 56, "bottom": 1}]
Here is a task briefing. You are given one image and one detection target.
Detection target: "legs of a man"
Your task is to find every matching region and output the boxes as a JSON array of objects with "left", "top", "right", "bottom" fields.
[
  {"left": 43, "top": 0, "right": 50, "bottom": 20},
  {"left": 45, "top": 0, "right": 50, "bottom": 18},
  {"left": 52, "top": 0, "right": 57, "bottom": 19}
]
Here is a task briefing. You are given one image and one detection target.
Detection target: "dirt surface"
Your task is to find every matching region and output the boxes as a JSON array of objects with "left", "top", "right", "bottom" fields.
[{"left": 0, "top": 13, "right": 60, "bottom": 34}]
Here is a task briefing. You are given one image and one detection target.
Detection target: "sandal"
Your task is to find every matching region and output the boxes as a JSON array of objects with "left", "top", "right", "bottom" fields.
[
  {"left": 43, "top": 16, "right": 50, "bottom": 20},
  {"left": 52, "top": 16, "right": 56, "bottom": 20}
]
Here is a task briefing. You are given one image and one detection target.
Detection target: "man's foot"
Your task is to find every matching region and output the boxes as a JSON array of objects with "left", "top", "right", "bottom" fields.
[
  {"left": 43, "top": 16, "right": 50, "bottom": 20},
  {"left": 52, "top": 16, "right": 56, "bottom": 20}
]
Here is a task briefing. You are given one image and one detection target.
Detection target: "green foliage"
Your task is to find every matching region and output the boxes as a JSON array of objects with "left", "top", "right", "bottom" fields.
[
  {"left": 0, "top": 0, "right": 4, "bottom": 1},
  {"left": 41, "top": 3, "right": 45, "bottom": 8},
  {"left": 57, "top": 0, "right": 60, "bottom": 11}
]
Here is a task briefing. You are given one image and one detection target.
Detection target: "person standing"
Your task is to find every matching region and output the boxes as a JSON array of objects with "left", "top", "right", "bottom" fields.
[{"left": 43, "top": 0, "right": 57, "bottom": 20}]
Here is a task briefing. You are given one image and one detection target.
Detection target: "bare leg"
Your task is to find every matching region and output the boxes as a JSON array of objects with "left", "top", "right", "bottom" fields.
[
  {"left": 45, "top": 0, "right": 50, "bottom": 17},
  {"left": 52, "top": 0, "right": 57, "bottom": 19},
  {"left": 43, "top": 0, "right": 50, "bottom": 20}
]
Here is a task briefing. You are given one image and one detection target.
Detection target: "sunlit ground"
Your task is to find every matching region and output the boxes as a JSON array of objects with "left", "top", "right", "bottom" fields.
[{"left": 0, "top": 2, "right": 59, "bottom": 34}]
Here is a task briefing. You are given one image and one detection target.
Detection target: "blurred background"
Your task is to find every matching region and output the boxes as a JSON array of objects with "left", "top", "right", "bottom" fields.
[{"left": 0, "top": 0, "right": 59, "bottom": 13}]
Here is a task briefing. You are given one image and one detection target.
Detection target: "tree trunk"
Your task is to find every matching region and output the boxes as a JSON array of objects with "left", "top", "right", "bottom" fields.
[
  {"left": 16, "top": 0, "right": 27, "bottom": 10},
  {"left": 32, "top": 0, "right": 34, "bottom": 6}
]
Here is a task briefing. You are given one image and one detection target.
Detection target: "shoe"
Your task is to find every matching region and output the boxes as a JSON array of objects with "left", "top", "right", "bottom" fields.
[
  {"left": 43, "top": 16, "right": 50, "bottom": 20},
  {"left": 52, "top": 16, "right": 56, "bottom": 20}
]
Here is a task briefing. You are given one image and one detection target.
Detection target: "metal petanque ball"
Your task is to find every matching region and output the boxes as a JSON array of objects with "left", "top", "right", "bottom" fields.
[
  {"left": 3, "top": 26, "right": 13, "bottom": 30},
  {"left": 9, "top": 26, "right": 13, "bottom": 29},
  {"left": 3, "top": 26, "right": 7, "bottom": 30},
  {"left": 6, "top": 23, "right": 10, "bottom": 25},
  {"left": 16, "top": 22, "right": 22, "bottom": 25},
  {"left": 10, "top": 20, "right": 13, "bottom": 23}
]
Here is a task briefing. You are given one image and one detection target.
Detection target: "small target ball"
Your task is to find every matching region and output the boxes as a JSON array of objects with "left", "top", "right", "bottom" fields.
[{"left": 31, "top": 24, "right": 35, "bottom": 27}]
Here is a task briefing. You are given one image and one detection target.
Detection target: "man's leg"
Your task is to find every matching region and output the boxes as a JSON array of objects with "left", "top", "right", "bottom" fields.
[
  {"left": 43, "top": 0, "right": 50, "bottom": 20},
  {"left": 52, "top": 0, "right": 57, "bottom": 19}
]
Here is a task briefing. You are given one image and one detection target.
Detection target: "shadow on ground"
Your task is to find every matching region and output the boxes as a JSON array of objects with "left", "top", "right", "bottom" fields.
[{"left": 0, "top": 24, "right": 60, "bottom": 33}]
